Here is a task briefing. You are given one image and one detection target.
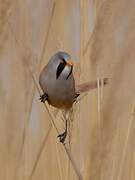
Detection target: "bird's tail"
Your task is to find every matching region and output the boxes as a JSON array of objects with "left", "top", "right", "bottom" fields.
[{"left": 75, "top": 78, "right": 108, "bottom": 94}]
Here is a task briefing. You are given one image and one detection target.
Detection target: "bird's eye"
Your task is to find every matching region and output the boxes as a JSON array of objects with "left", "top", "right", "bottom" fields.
[{"left": 60, "top": 58, "right": 66, "bottom": 64}]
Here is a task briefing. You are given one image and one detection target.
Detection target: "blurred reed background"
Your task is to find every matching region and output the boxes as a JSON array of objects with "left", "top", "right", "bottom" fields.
[{"left": 0, "top": 0, "right": 135, "bottom": 180}]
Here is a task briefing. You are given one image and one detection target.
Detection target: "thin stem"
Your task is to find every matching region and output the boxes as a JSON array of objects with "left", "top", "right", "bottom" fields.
[
  {"left": 55, "top": 141, "right": 63, "bottom": 180},
  {"left": 38, "top": 1, "right": 56, "bottom": 66},
  {"left": 117, "top": 105, "right": 135, "bottom": 180},
  {"left": 28, "top": 124, "right": 52, "bottom": 180}
]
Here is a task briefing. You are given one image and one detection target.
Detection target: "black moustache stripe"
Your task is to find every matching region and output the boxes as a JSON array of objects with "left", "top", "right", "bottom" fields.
[
  {"left": 66, "top": 66, "right": 73, "bottom": 80},
  {"left": 56, "top": 62, "right": 66, "bottom": 79}
]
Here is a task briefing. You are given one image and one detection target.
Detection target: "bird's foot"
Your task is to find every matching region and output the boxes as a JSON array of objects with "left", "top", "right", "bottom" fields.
[
  {"left": 57, "top": 130, "right": 67, "bottom": 143},
  {"left": 39, "top": 93, "right": 48, "bottom": 103},
  {"left": 74, "top": 93, "right": 80, "bottom": 102}
]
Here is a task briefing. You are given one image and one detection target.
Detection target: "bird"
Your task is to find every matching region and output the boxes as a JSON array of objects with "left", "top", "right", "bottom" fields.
[{"left": 39, "top": 51, "right": 108, "bottom": 143}]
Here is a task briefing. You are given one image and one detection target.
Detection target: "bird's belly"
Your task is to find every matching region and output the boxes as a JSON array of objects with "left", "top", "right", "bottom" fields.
[
  {"left": 46, "top": 80, "right": 75, "bottom": 109},
  {"left": 47, "top": 88, "right": 75, "bottom": 109},
  {"left": 48, "top": 97, "right": 73, "bottom": 109}
]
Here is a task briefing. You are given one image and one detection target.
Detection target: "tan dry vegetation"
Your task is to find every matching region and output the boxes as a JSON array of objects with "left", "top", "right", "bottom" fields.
[{"left": 0, "top": 0, "right": 135, "bottom": 180}]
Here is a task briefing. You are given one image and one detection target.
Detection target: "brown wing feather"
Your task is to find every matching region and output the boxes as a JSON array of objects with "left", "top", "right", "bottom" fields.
[{"left": 75, "top": 78, "right": 108, "bottom": 94}]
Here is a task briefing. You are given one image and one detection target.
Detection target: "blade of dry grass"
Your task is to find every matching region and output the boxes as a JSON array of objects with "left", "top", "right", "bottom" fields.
[
  {"left": 117, "top": 105, "right": 135, "bottom": 180},
  {"left": 82, "top": 0, "right": 105, "bottom": 56},
  {"left": 65, "top": 111, "right": 74, "bottom": 180},
  {"left": 97, "top": 75, "right": 102, "bottom": 138},
  {"left": 97, "top": 71, "right": 104, "bottom": 180},
  {"left": 28, "top": 123, "right": 52, "bottom": 180},
  {"left": 110, "top": 126, "right": 119, "bottom": 180},
  {"left": 55, "top": 140, "right": 63, "bottom": 180},
  {"left": 83, "top": 33, "right": 94, "bottom": 56},
  {"left": 38, "top": 1, "right": 56, "bottom": 67}
]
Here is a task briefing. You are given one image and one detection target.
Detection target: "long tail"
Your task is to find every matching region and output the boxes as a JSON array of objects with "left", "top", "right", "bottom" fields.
[{"left": 75, "top": 78, "right": 108, "bottom": 94}]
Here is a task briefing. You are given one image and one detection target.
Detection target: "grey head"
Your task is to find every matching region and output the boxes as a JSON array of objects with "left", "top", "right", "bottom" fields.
[
  {"left": 47, "top": 51, "right": 73, "bottom": 80},
  {"left": 53, "top": 51, "right": 71, "bottom": 60}
]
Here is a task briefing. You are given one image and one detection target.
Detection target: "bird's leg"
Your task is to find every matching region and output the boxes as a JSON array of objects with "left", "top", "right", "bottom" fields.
[
  {"left": 73, "top": 93, "right": 80, "bottom": 102},
  {"left": 57, "top": 119, "right": 67, "bottom": 143},
  {"left": 39, "top": 92, "right": 48, "bottom": 103}
]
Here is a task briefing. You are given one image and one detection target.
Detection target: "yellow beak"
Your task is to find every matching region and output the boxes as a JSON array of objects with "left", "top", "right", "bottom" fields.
[{"left": 66, "top": 59, "right": 73, "bottom": 66}]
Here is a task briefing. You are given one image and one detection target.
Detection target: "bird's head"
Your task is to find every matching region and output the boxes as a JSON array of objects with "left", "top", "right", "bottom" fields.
[{"left": 52, "top": 51, "right": 74, "bottom": 80}]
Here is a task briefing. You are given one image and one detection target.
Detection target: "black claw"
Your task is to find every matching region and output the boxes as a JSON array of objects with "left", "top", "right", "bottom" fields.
[
  {"left": 73, "top": 93, "right": 80, "bottom": 102},
  {"left": 39, "top": 93, "right": 48, "bottom": 103},
  {"left": 57, "top": 130, "right": 67, "bottom": 143},
  {"left": 57, "top": 119, "right": 68, "bottom": 143}
]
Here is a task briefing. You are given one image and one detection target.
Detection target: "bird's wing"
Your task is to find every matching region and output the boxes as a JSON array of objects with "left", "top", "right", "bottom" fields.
[{"left": 75, "top": 78, "right": 108, "bottom": 94}]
